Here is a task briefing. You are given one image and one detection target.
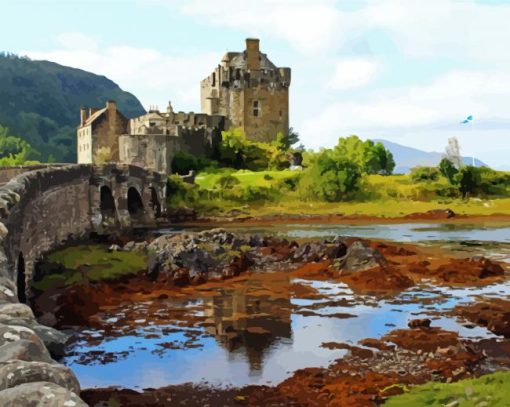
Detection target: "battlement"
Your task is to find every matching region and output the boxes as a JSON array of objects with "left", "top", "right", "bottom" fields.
[{"left": 200, "top": 38, "right": 290, "bottom": 142}]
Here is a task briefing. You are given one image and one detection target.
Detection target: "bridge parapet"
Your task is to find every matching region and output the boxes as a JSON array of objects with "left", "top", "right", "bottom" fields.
[{"left": 0, "top": 163, "right": 166, "bottom": 297}]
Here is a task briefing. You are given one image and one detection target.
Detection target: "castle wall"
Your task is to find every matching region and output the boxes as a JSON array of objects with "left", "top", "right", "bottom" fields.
[
  {"left": 77, "top": 124, "right": 93, "bottom": 163},
  {"left": 119, "top": 134, "right": 181, "bottom": 174},
  {"left": 90, "top": 105, "right": 128, "bottom": 162},
  {"left": 243, "top": 86, "right": 289, "bottom": 143}
]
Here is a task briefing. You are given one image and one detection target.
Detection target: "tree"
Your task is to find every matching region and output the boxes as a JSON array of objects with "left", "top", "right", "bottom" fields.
[
  {"left": 298, "top": 150, "right": 361, "bottom": 202},
  {"left": 218, "top": 128, "right": 248, "bottom": 168},
  {"left": 0, "top": 124, "right": 39, "bottom": 166},
  {"left": 333, "top": 135, "right": 395, "bottom": 175},
  {"left": 439, "top": 158, "right": 458, "bottom": 184},
  {"left": 275, "top": 127, "right": 300, "bottom": 150},
  {"left": 456, "top": 166, "right": 481, "bottom": 198},
  {"left": 172, "top": 151, "right": 198, "bottom": 175}
]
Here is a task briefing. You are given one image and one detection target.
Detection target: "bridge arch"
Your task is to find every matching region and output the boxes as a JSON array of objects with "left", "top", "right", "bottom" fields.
[
  {"left": 16, "top": 252, "right": 26, "bottom": 303},
  {"left": 100, "top": 185, "right": 117, "bottom": 224},
  {"left": 149, "top": 186, "right": 162, "bottom": 217},
  {"left": 127, "top": 186, "right": 145, "bottom": 219}
]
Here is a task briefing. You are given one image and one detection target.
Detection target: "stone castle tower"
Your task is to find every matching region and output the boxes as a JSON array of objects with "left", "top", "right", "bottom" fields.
[{"left": 200, "top": 38, "right": 291, "bottom": 142}]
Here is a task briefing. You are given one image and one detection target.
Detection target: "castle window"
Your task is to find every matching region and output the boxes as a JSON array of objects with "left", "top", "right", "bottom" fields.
[
  {"left": 212, "top": 72, "right": 216, "bottom": 86},
  {"left": 253, "top": 100, "right": 260, "bottom": 117}
]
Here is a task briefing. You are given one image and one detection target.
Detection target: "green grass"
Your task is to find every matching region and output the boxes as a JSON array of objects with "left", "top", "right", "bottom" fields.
[
  {"left": 32, "top": 245, "right": 146, "bottom": 291},
  {"left": 385, "top": 372, "right": 510, "bottom": 406},
  {"left": 191, "top": 169, "right": 510, "bottom": 218},
  {"left": 195, "top": 169, "right": 297, "bottom": 189}
]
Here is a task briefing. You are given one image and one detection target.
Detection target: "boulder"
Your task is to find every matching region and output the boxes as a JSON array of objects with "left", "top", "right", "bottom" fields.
[
  {"left": 0, "top": 303, "right": 35, "bottom": 321},
  {"left": 0, "top": 324, "right": 39, "bottom": 347},
  {"left": 0, "top": 278, "right": 17, "bottom": 303},
  {"left": 0, "top": 319, "right": 69, "bottom": 358},
  {"left": 0, "top": 360, "right": 80, "bottom": 394},
  {"left": 0, "top": 381, "right": 87, "bottom": 406},
  {"left": 408, "top": 318, "right": 432, "bottom": 329},
  {"left": 0, "top": 338, "right": 53, "bottom": 364},
  {"left": 339, "top": 241, "right": 387, "bottom": 275}
]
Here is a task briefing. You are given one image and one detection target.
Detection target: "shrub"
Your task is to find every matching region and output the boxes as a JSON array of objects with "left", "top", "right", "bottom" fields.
[
  {"left": 410, "top": 166, "right": 440, "bottom": 182},
  {"left": 215, "top": 174, "right": 240, "bottom": 190},
  {"left": 166, "top": 174, "right": 197, "bottom": 206}
]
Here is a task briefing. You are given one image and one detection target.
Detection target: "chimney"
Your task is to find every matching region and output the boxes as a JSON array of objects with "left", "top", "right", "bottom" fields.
[
  {"left": 80, "top": 107, "right": 87, "bottom": 126},
  {"left": 246, "top": 38, "right": 260, "bottom": 70},
  {"left": 106, "top": 100, "right": 117, "bottom": 112}
]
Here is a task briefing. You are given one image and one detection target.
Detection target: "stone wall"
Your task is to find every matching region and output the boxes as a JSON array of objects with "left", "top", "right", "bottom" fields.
[
  {"left": 0, "top": 165, "right": 68, "bottom": 186},
  {"left": 0, "top": 163, "right": 167, "bottom": 405}
]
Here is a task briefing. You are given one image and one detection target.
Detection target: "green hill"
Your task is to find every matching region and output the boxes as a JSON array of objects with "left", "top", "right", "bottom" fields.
[{"left": 0, "top": 53, "right": 145, "bottom": 162}]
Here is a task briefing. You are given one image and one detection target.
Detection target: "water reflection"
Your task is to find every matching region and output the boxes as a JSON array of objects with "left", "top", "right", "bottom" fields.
[
  {"left": 64, "top": 222, "right": 510, "bottom": 389},
  {"left": 203, "top": 291, "right": 292, "bottom": 372}
]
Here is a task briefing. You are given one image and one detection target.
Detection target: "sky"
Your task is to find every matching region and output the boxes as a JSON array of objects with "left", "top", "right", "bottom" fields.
[{"left": 1, "top": 0, "right": 510, "bottom": 168}]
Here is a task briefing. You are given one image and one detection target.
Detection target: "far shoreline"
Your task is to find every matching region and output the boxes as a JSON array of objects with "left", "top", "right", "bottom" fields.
[{"left": 176, "top": 211, "right": 510, "bottom": 227}]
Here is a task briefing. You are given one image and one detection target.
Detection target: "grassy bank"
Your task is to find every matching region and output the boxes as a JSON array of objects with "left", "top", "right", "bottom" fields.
[
  {"left": 385, "top": 372, "right": 510, "bottom": 406},
  {"left": 32, "top": 245, "right": 146, "bottom": 291},
  {"left": 184, "top": 169, "right": 510, "bottom": 218}
]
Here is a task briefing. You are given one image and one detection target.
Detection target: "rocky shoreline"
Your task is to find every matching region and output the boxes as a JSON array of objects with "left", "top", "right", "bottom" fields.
[{"left": 23, "top": 228, "right": 509, "bottom": 406}]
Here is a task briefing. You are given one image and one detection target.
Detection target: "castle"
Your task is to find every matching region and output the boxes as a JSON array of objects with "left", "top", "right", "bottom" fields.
[{"left": 77, "top": 38, "right": 291, "bottom": 173}]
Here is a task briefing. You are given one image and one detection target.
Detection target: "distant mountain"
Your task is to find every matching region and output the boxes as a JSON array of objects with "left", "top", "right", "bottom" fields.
[
  {"left": 0, "top": 53, "right": 145, "bottom": 162},
  {"left": 373, "top": 139, "right": 488, "bottom": 174}
]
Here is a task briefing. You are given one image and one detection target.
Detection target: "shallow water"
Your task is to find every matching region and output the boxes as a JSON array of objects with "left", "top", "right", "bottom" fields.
[{"left": 63, "top": 222, "right": 510, "bottom": 389}]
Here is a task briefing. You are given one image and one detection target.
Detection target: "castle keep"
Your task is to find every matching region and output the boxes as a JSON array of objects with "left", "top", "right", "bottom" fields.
[
  {"left": 201, "top": 38, "right": 291, "bottom": 143},
  {"left": 77, "top": 39, "right": 290, "bottom": 173}
]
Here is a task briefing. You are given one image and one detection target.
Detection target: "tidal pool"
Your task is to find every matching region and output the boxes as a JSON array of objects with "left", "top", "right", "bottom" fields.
[{"left": 63, "top": 222, "right": 510, "bottom": 389}]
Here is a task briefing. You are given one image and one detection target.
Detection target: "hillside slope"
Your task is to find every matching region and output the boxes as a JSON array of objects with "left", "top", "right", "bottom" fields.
[
  {"left": 374, "top": 139, "right": 487, "bottom": 173},
  {"left": 0, "top": 54, "right": 145, "bottom": 162}
]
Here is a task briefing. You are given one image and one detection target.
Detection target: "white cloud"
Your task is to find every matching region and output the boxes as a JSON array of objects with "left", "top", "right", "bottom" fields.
[
  {"left": 328, "top": 57, "right": 380, "bottom": 90},
  {"left": 159, "top": 0, "right": 510, "bottom": 66},
  {"left": 300, "top": 69, "right": 510, "bottom": 151},
  {"left": 161, "top": 0, "right": 347, "bottom": 55},
  {"left": 56, "top": 32, "right": 99, "bottom": 51},
  {"left": 24, "top": 41, "right": 220, "bottom": 112}
]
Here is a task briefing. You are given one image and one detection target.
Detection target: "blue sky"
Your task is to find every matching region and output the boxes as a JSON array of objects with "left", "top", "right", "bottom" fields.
[{"left": 1, "top": 0, "right": 510, "bottom": 168}]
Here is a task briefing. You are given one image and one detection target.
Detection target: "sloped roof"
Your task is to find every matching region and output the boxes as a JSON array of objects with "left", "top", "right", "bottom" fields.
[
  {"left": 229, "top": 52, "right": 278, "bottom": 70},
  {"left": 83, "top": 107, "right": 107, "bottom": 126}
]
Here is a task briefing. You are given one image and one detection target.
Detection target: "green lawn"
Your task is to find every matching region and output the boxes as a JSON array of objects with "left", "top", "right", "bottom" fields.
[
  {"left": 385, "top": 372, "right": 510, "bottom": 406},
  {"left": 192, "top": 169, "right": 510, "bottom": 218},
  {"left": 32, "top": 245, "right": 147, "bottom": 291},
  {"left": 195, "top": 169, "right": 297, "bottom": 189}
]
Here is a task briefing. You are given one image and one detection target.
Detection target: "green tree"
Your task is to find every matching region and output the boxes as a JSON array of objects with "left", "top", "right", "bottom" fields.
[
  {"left": 172, "top": 151, "right": 198, "bottom": 175},
  {"left": 456, "top": 166, "right": 481, "bottom": 198},
  {"left": 0, "top": 125, "right": 39, "bottom": 166},
  {"left": 439, "top": 158, "right": 458, "bottom": 184},
  {"left": 298, "top": 150, "right": 361, "bottom": 202},
  {"left": 333, "top": 135, "right": 394, "bottom": 174},
  {"left": 273, "top": 127, "right": 300, "bottom": 151},
  {"left": 218, "top": 128, "right": 247, "bottom": 168}
]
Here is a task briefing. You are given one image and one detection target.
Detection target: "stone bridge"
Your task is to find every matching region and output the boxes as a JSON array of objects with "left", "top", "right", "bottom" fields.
[{"left": 0, "top": 164, "right": 166, "bottom": 405}]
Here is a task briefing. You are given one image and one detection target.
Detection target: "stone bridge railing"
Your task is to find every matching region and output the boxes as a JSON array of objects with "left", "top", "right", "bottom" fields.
[{"left": 0, "top": 163, "right": 167, "bottom": 405}]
